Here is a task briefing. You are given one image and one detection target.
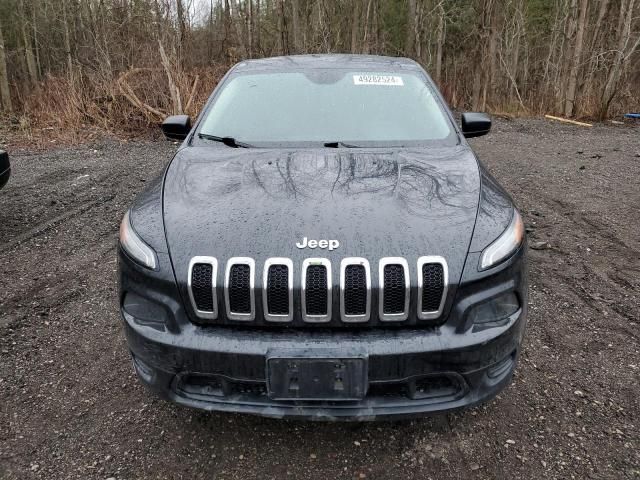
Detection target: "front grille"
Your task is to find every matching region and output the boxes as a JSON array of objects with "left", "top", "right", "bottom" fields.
[
  {"left": 341, "top": 259, "right": 370, "bottom": 322},
  {"left": 191, "top": 264, "right": 214, "bottom": 311},
  {"left": 229, "top": 265, "right": 251, "bottom": 312},
  {"left": 267, "top": 265, "right": 289, "bottom": 314},
  {"left": 187, "top": 256, "right": 217, "bottom": 319},
  {"left": 418, "top": 256, "right": 448, "bottom": 320},
  {"left": 379, "top": 258, "right": 409, "bottom": 321},
  {"left": 302, "top": 258, "right": 332, "bottom": 322},
  {"left": 421, "top": 264, "right": 444, "bottom": 311},
  {"left": 383, "top": 265, "right": 405, "bottom": 313},
  {"left": 189, "top": 256, "right": 447, "bottom": 326},
  {"left": 263, "top": 258, "right": 293, "bottom": 321},
  {"left": 225, "top": 258, "right": 255, "bottom": 320},
  {"left": 305, "top": 265, "right": 328, "bottom": 315},
  {"left": 344, "top": 265, "right": 367, "bottom": 314}
]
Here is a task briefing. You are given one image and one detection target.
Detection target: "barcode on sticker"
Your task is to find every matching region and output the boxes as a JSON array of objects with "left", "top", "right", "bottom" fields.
[{"left": 353, "top": 75, "right": 404, "bottom": 86}]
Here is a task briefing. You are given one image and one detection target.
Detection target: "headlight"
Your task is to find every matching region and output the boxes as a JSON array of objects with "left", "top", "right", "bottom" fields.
[
  {"left": 119, "top": 210, "right": 157, "bottom": 269},
  {"left": 479, "top": 209, "right": 524, "bottom": 270},
  {"left": 467, "top": 292, "right": 519, "bottom": 324}
]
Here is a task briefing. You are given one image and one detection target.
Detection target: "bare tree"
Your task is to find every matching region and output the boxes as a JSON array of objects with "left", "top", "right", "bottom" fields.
[
  {"left": 434, "top": 1, "right": 445, "bottom": 85},
  {"left": 176, "top": 0, "right": 187, "bottom": 66},
  {"left": 598, "top": 0, "right": 640, "bottom": 119},
  {"left": 564, "top": 0, "right": 588, "bottom": 117},
  {"left": 19, "top": 0, "right": 38, "bottom": 87},
  {"left": 351, "top": 0, "right": 361, "bottom": 54},
  {"left": 0, "top": 0, "right": 638, "bottom": 127},
  {"left": 0, "top": 19, "right": 12, "bottom": 112},
  {"left": 292, "top": 0, "right": 302, "bottom": 53},
  {"left": 62, "top": 0, "right": 73, "bottom": 74},
  {"left": 405, "top": 0, "right": 417, "bottom": 57}
]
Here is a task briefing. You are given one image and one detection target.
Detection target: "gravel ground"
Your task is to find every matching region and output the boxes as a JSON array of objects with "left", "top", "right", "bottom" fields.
[{"left": 0, "top": 118, "right": 638, "bottom": 479}]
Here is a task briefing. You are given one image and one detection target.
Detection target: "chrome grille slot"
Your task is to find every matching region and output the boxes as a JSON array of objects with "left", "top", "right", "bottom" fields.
[
  {"left": 417, "top": 256, "right": 448, "bottom": 320},
  {"left": 263, "top": 258, "right": 293, "bottom": 322},
  {"left": 302, "top": 258, "right": 331, "bottom": 323},
  {"left": 379, "top": 257, "right": 409, "bottom": 321},
  {"left": 340, "top": 258, "right": 371, "bottom": 323},
  {"left": 188, "top": 256, "right": 218, "bottom": 320},
  {"left": 192, "top": 265, "right": 214, "bottom": 309},
  {"left": 225, "top": 257, "right": 255, "bottom": 321},
  {"left": 344, "top": 266, "right": 366, "bottom": 313}
]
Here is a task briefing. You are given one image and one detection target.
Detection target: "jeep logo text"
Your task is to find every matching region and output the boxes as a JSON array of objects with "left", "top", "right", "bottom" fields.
[{"left": 296, "top": 237, "right": 340, "bottom": 251}]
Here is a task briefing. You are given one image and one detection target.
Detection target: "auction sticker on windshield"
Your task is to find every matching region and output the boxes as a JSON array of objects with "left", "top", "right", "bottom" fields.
[{"left": 353, "top": 74, "right": 404, "bottom": 86}]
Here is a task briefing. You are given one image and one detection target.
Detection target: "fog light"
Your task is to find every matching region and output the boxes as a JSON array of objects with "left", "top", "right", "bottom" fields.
[{"left": 468, "top": 292, "right": 519, "bottom": 324}]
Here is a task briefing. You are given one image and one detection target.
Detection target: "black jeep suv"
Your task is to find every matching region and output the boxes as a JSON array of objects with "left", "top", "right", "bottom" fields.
[{"left": 118, "top": 55, "right": 527, "bottom": 420}]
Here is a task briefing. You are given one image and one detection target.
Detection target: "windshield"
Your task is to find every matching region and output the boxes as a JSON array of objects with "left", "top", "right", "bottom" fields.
[{"left": 199, "top": 70, "right": 456, "bottom": 147}]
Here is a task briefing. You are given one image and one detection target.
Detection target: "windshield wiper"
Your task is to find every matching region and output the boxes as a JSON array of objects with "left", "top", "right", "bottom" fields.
[
  {"left": 323, "top": 141, "right": 361, "bottom": 148},
  {"left": 198, "top": 133, "right": 253, "bottom": 148}
]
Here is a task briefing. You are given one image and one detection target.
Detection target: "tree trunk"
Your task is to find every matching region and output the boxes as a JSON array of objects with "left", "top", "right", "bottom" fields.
[
  {"left": 62, "top": 0, "right": 73, "bottom": 75},
  {"left": 434, "top": 1, "right": 445, "bottom": 84},
  {"left": 255, "top": 0, "right": 261, "bottom": 55},
  {"left": 278, "top": 0, "right": 288, "bottom": 55},
  {"left": 222, "top": 0, "right": 232, "bottom": 59},
  {"left": 32, "top": 0, "right": 41, "bottom": 78},
  {"left": 158, "top": 39, "right": 182, "bottom": 115},
  {"left": 362, "top": 0, "right": 373, "bottom": 54},
  {"left": 598, "top": 0, "right": 639, "bottom": 119},
  {"left": 292, "top": 0, "right": 301, "bottom": 53},
  {"left": 248, "top": 0, "right": 254, "bottom": 56},
  {"left": 486, "top": 0, "right": 499, "bottom": 106},
  {"left": 208, "top": 0, "right": 214, "bottom": 61},
  {"left": 0, "top": 21, "right": 12, "bottom": 112},
  {"left": 564, "top": 0, "right": 588, "bottom": 117},
  {"left": 579, "top": 0, "right": 610, "bottom": 101},
  {"left": 230, "top": 0, "right": 248, "bottom": 57},
  {"left": 351, "top": 0, "right": 361, "bottom": 54},
  {"left": 176, "top": 0, "right": 187, "bottom": 67},
  {"left": 20, "top": 0, "right": 38, "bottom": 87},
  {"left": 404, "top": 0, "right": 417, "bottom": 57},
  {"left": 559, "top": 0, "right": 577, "bottom": 108}
]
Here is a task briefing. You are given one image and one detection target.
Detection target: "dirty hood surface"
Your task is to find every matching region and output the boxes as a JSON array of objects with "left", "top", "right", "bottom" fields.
[{"left": 163, "top": 145, "right": 481, "bottom": 287}]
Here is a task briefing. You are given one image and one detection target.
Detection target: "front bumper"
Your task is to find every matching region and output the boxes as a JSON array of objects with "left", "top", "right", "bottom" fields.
[
  {"left": 119, "top": 237, "right": 528, "bottom": 420},
  {"left": 123, "top": 306, "right": 526, "bottom": 420}
]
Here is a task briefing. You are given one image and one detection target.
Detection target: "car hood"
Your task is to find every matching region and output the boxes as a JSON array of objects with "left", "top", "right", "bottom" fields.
[{"left": 163, "top": 145, "right": 480, "bottom": 286}]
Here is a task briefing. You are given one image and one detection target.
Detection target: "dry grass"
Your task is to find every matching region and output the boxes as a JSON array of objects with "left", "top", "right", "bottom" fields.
[{"left": 2, "top": 64, "right": 229, "bottom": 147}]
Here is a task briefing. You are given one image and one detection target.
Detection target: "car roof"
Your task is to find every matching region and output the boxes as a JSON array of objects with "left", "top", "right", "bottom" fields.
[{"left": 232, "top": 54, "right": 424, "bottom": 73}]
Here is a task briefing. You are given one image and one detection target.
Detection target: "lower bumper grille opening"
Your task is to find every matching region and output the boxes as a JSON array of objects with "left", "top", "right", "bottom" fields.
[
  {"left": 176, "top": 374, "right": 269, "bottom": 398},
  {"left": 177, "top": 374, "right": 224, "bottom": 398},
  {"left": 228, "top": 381, "right": 268, "bottom": 396},
  {"left": 410, "top": 374, "right": 462, "bottom": 400},
  {"left": 367, "top": 382, "right": 409, "bottom": 399},
  {"left": 174, "top": 373, "right": 466, "bottom": 406}
]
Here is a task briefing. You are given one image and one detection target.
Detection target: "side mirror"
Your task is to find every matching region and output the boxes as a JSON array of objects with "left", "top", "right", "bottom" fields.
[
  {"left": 161, "top": 115, "right": 191, "bottom": 141},
  {"left": 461, "top": 112, "right": 491, "bottom": 138}
]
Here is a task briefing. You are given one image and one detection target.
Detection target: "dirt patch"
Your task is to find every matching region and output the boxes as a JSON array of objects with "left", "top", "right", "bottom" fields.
[{"left": 0, "top": 119, "right": 638, "bottom": 479}]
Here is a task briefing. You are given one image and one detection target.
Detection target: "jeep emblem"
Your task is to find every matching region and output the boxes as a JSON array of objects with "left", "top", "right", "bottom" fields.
[{"left": 296, "top": 237, "right": 340, "bottom": 251}]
